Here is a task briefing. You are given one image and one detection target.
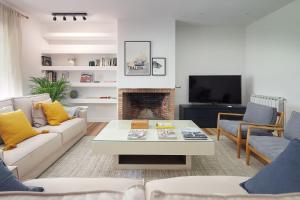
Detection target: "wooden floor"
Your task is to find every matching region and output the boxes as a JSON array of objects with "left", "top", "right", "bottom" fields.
[{"left": 87, "top": 122, "right": 216, "bottom": 136}]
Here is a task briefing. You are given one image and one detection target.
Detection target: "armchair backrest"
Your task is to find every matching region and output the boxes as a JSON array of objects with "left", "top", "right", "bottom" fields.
[
  {"left": 284, "top": 111, "right": 300, "bottom": 140},
  {"left": 243, "top": 102, "right": 277, "bottom": 125}
]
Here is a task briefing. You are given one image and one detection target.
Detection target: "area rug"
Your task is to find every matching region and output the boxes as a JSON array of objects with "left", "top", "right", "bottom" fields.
[{"left": 40, "top": 136, "right": 264, "bottom": 181}]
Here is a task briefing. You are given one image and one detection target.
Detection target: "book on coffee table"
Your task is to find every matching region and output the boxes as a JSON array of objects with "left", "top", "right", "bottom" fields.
[
  {"left": 181, "top": 128, "right": 208, "bottom": 140},
  {"left": 156, "top": 122, "right": 175, "bottom": 129},
  {"left": 127, "top": 129, "right": 147, "bottom": 140},
  {"left": 157, "top": 129, "right": 177, "bottom": 139}
]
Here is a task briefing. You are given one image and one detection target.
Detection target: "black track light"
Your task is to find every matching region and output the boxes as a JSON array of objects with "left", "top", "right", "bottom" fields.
[{"left": 52, "top": 13, "right": 87, "bottom": 22}]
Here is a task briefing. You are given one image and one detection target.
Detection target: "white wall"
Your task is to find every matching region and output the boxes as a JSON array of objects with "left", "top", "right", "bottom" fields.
[
  {"left": 175, "top": 22, "right": 246, "bottom": 118},
  {"left": 245, "top": 0, "right": 300, "bottom": 118},
  {"left": 21, "top": 17, "right": 48, "bottom": 95},
  {"left": 117, "top": 18, "right": 176, "bottom": 88}
]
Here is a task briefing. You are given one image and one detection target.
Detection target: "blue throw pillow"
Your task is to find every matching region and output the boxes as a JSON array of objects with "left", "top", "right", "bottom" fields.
[
  {"left": 0, "top": 159, "right": 44, "bottom": 192},
  {"left": 240, "top": 139, "right": 300, "bottom": 194}
]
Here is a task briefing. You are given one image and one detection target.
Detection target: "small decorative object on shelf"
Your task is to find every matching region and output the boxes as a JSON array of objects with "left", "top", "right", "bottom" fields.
[
  {"left": 70, "top": 90, "right": 78, "bottom": 99},
  {"left": 152, "top": 57, "right": 166, "bottom": 76},
  {"left": 157, "top": 129, "right": 177, "bottom": 139},
  {"left": 67, "top": 57, "right": 76, "bottom": 66},
  {"left": 89, "top": 60, "right": 95, "bottom": 66},
  {"left": 80, "top": 73, "right": 94, "bottom": 82},
  {"left": 96, "top": 59, "right": 101, "bottom": 66},
  {"left": 131, "top": 120, "right": 149, "bottom": 129},
  {"left": 127, "top": 129, "right": 147, "bottom": 140},
  {"left": 99, "top": 96, "right": 116, "bottom": 99},
  {"left": 41, "top": 56, "right": 52, "bottom": 66}
]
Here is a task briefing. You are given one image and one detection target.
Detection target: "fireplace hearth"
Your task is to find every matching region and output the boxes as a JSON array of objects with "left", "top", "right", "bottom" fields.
[{"left": 118, "top": 89, "right": 175, "bottom": 120}]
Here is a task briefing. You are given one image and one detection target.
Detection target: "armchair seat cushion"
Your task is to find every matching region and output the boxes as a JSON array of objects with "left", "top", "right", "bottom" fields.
[
  {"left": 219, "top": 120, "right": 273, "bottom": 139},
  {"left": 249, "top": 136, "right": 289, "bottom": 160}
]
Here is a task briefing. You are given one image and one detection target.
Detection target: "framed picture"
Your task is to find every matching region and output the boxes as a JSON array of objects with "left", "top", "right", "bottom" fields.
[
  {"left": 41, "top": 56, "right": 52, "bottom": 66},
  {"left": 124, "top": 41, "right": 151, "bottom": 76},
  {"left": 152, "top": 57, "right": 166, "bottom": 76}
]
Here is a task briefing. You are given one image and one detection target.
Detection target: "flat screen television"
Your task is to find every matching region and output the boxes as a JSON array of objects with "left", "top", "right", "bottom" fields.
[{"left": 189, "top": 75, "right": 241, "bottom": 104}]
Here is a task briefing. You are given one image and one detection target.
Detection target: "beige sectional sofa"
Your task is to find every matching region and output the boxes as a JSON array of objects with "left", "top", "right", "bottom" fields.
[
  {"left": 8, "top": 176, "right": 297, "bottom": 199},
  {"left": 0, "top": 94, "right": 87, "bottom": 181}
]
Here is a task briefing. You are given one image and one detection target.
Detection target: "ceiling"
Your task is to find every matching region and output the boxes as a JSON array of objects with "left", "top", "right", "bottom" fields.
[{"left": 8, "top": 0, "right": 293, "bottom": 25}]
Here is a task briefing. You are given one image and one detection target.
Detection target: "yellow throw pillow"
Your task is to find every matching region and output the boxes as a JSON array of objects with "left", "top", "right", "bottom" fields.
[
  {"left": 42, "top": 101, "right": 70, "bottom": 126},
  {"left": 0, "top": 110, "right": 45, "bottom": 150}
]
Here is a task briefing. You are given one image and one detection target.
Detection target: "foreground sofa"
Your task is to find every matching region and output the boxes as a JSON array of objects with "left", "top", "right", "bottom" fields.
[
  {"left": 0, "top": 94, "right": 87, "bottom": 180},
  {"left": 0, "top": 176, "right": 297, "bottom": 200}
]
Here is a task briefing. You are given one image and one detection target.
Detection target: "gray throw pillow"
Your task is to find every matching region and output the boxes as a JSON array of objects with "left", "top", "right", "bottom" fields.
[
  {"left": 284, "top": 111, "right": 300, "bottom": 140},
  {"left": 240, "top": 139, "right": 300, "bottom": 194},
  {"left": 0, "top": 159, "right": 44, "bottom": 192}
]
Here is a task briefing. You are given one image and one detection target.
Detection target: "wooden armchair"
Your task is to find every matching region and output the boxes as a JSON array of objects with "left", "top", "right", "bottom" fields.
[
  {"left": 217, "top": 102, "right": 284, "bottom": 159},
  {"left": 246, "top": 111, "right": 300, "bottom": 165},
  {"left": 245, "top": 124, "right": 284, "bottom": 165}
]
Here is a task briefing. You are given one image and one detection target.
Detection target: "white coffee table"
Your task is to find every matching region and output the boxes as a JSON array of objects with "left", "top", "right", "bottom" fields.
[{"left": 92, "top": 120, "right": 215, "bottom": 169}]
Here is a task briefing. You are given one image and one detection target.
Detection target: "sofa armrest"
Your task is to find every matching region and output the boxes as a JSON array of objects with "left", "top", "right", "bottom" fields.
[
  {"left": 7, "top": 165, "right": 19, "bottom": 179},
  {"left": 78, "top": 108, "right": 87, "bottom": 120}
]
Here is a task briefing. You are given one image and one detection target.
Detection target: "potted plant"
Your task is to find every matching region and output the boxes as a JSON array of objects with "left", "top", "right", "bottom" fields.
[{"left": 30, "top": 77, "right": 70, "bottom": 101}]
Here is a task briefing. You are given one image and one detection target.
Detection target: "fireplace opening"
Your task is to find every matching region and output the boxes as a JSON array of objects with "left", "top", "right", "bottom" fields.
[
  {"left": 125, "top": 93, "right": 167, "bottom": 120},
  {"left": 118, "top": 89, "right": 175, "bottom": 120}
]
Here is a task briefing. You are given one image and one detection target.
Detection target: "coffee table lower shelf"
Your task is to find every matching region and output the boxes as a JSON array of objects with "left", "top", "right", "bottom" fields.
[{"left": 115, "top": 155, "right": 192, "bottom": 170}]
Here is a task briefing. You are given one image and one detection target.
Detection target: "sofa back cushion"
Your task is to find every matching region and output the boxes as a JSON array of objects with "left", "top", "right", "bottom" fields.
[
  {"left": 243, "top": 102, "right": 277, "bottom": 125},
  {"left": 0, "top": 100, "right": 14, "bottom": 145},
  {"left": 150, "top": 191, "right": 300, "bottom": 200},
  {"left": 284, "top": 111, "right": 300, "bottom": 140},
  {"left": 13, "top": 94, "right": 50, "bottom": 124}
]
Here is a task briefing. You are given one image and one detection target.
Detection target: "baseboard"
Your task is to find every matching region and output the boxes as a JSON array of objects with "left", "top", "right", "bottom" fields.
[{"left": 88, "top": 117, "right": 115, "bottom": 122}]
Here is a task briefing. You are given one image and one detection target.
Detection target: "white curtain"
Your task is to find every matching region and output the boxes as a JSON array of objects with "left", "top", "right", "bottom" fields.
[{"left": 0, "top": 3, "right": 23, "bottom": 99}]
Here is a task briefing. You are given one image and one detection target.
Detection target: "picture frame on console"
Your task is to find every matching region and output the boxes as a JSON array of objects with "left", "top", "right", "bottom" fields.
[
  {"left": 124, "top": 41, "right": 151, "bottom": 76},
  {"left": 152, "top": 57, "right": 166, "bottom": 76}
]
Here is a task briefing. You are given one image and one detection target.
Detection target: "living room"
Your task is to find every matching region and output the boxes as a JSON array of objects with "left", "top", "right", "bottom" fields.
[{"left": 0, "top": 0, "right": 300, "bottom": 199}]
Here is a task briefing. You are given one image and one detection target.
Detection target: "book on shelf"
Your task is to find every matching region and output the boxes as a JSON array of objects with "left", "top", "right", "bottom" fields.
[
  {"left": 45, "top": 71, "right": 57, "bottom": 82},
  {"left": 127, "top": 129, "right": 147, "bottom": 140},
  {"left": 99, "top": 57, "right": 117, "bottom": 66},
  {"left": 157, "top": 129, "right": 177, "bottom": 139},
  {"left": 181, "top": 128, "right": 208, "bottom": 140},
  {"left": 156, "top": 122, "right": 175, "bottom": 129}
]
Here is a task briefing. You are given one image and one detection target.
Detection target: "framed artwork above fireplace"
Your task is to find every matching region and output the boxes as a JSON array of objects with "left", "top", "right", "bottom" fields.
[{"left": 124, "top": 41, "right": 151, "bottom": 76}]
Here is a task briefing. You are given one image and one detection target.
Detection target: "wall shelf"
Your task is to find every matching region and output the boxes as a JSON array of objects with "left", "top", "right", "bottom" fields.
[
  {"left": 70, "top": 82, "right": 117, "bottom": 88},
  {"left": 68, "top": 98, "right": 117, "bottom": 104},
  {"left": 41, "top": 66, "right": 117, "bottom": 71},
  {"left": 43, "top": 32, "right": 116, "bottom": 42}
]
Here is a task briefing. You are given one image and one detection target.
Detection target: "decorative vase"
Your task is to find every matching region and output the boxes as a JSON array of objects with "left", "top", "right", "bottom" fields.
[{"left": 70, "top": 90, "right": 78, "bottom": 99}]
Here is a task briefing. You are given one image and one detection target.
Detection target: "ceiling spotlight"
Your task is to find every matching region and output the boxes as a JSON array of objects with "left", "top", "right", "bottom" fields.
[
  {"left": 82, "top": 16, "right": 86, "bottom": 21},
  {"left": 53, "top": 16, "right": 57, "bottom": 21},
  {"left": 63, "top": 16, "right": 66, "bottom": 21},
  {"left": 73, "top": 16, "right": 76, "bottom": 21}
]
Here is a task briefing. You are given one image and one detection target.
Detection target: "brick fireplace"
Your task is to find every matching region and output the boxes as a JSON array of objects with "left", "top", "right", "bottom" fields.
[{"left": 118, "top": 88, "right": 175, "bottom": 120}]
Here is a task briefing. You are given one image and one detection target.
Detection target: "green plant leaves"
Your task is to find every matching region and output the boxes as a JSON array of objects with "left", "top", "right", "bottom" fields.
[{"left": 30, "top": 77, "right": 70, "bottom": 102}]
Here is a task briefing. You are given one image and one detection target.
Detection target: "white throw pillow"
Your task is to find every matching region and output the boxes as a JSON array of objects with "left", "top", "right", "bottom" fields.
[{"left": 32, "top": 98, "right": 52, "bottom": 128}]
